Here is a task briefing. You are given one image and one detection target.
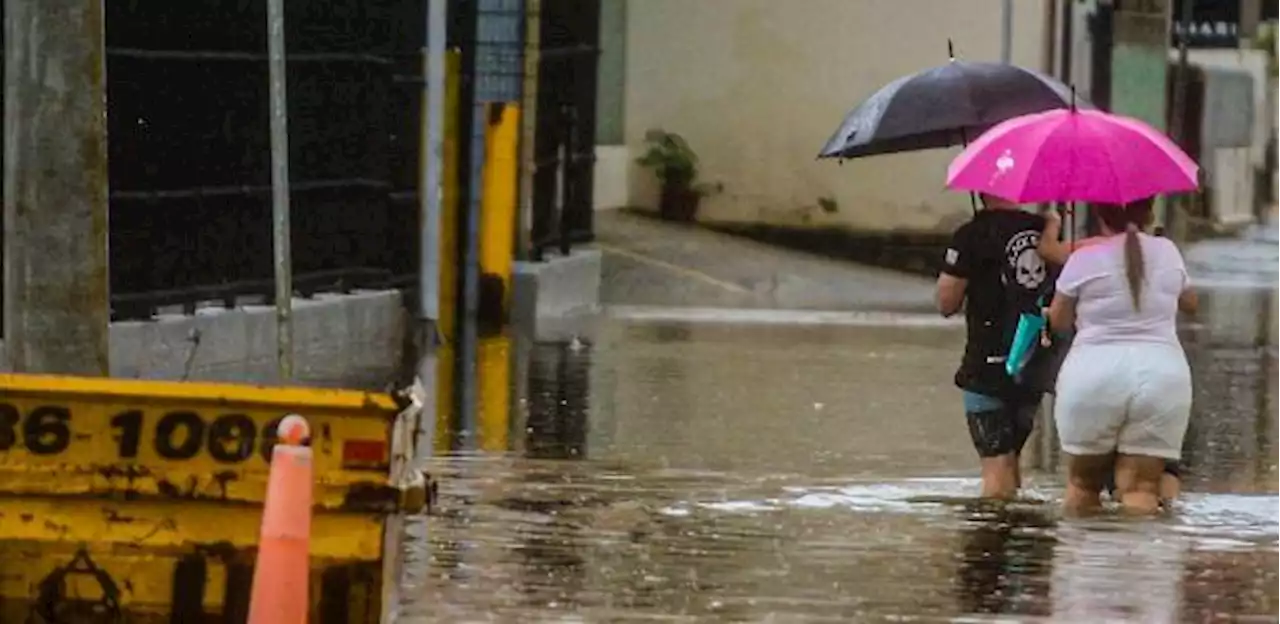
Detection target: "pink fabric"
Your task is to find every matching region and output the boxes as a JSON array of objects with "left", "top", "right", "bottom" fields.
[{"left": 947, "top": 109, "right": 1199, "bottom": 204}]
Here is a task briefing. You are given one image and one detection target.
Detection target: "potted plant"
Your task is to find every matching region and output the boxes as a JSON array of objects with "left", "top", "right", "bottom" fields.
[{"left": 635, "top": 129, "right": 714, "bottom": 221}]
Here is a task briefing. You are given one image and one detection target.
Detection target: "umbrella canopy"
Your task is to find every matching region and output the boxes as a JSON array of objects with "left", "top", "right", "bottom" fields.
[
  {"left": 818, "top": 60, "right": 1087, "bottom": 160},
  {"left": 945, "top": 108, "right": 1199, "bottom": 205}
]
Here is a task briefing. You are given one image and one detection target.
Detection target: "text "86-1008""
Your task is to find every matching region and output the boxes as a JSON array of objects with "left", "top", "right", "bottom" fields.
[{"left": 0, "top": 402, "right": 285, "bottom": 463}]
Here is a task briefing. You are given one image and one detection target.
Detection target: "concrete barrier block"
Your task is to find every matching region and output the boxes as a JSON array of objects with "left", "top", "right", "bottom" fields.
[
  {"left": 140, "top": 314, "right": 201, "bottom": 380},
  {"left": 342, "top": 291, "right": 407, "bottom": 386},
  {"left": 290, "top": 296, "right": 344, "bottom": 384},
  {"left": 108, "top": 321, "right": 152, "bottom": 379},
  {"left": 194, "top": 308, "right": 253, "bottom": 380},
  {"left": 8, "top": 290, "right": 409, "bottom": 389},
  {"left": 241, "top": 305, "right": 280, "bottom": 375},
  {"left": 513, "top": 248, "right": 603, "bottom": 341}
]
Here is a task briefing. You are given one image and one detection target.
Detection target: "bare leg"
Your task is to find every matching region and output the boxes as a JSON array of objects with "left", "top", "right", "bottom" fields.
[
  {"left": 1114, "top": 454, "right": 1167, "bottom": 515},
  {"left": 1063, "top": 453, "right": 1113, "bottom": 515},
  {"left": 1011, "top": 453, "right": 1023, "bottom": 490},
  {"left": 979, "top": 454, "right": 1020, "bottom": 500},
  {"left": 1159, "top": 472, "right": 1181, "bottom": 502},
  {"left": 965, "top": 394, "right": 1037, "bottom": 500}
]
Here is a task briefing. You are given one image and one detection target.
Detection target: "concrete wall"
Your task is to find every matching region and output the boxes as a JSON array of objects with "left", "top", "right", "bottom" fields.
[
  {"left": 602, "top": 0, "right": 1050, "bottom": 232},
  {"left": 0, "top": 290, "right": 408, "bottom": 390},
  {"left": 1184, "top": 48, "right": 1273, "bottom": 228}
]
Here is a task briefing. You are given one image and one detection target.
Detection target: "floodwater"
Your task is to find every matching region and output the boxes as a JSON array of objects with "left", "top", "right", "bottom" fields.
[{"left": 393, "top": 231, "right": 1278, "bottom": 622}]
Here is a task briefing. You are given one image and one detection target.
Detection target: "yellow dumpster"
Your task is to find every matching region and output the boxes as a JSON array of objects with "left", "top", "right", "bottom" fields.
[{"left": 0, "top": 373, "right": 425, "bottom": 621}]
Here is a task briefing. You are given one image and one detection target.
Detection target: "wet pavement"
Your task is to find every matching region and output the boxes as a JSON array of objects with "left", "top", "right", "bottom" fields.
[
  {"left": 393, "top": 226, "right": 1278, "bottom": 622},
  {"left": 597, "top": 210, "right": 939, "bottom": 312}
]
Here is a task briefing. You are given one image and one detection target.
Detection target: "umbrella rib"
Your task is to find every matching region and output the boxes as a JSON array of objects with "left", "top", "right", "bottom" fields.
[
  {"left": 1080, "top": 112, "right": 1140, "bottom": 204},
  {"left": 1022, "top": 114, "right": 1072, "bottom": 202},
  {"left": 1099, "top": 121, "right": 1131, "bottom": 204},
  {"left": 957, "top": 67, "right": 985, "bottom": 140}
]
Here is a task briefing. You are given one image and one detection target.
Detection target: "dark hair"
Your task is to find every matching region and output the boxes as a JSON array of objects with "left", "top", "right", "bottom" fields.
[{"left": 1094, "top": 199, "right": 1153, "bottom": 310}]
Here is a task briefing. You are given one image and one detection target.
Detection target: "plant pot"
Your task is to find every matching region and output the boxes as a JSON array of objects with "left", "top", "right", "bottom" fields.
[{"left": 659, "top": 184, "right": 701, "bottom": 222}]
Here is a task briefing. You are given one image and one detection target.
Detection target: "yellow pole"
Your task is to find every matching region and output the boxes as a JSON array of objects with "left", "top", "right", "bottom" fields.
[
  {"left": 478, "top": 102, "right": 522, "bottom": 327},
  {"left": 434, "top": 51, "right": 462, "bottom": 453},
  {"left": 475, "top": 335, "right": 511, "bottom": 452}
]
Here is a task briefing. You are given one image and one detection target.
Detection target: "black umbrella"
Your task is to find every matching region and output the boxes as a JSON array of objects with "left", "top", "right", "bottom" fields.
[{"left": 819, "top": 45, "right": 1089, "bottom": 160}]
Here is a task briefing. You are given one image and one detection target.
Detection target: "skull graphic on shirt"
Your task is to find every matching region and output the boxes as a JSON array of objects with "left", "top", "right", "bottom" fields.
[
  {"left": 1004, "top": 230, "right": 1046, "bottom": 290},
  {"left": 1014, "top": 246, "right": 1047, "bottom": 289}
]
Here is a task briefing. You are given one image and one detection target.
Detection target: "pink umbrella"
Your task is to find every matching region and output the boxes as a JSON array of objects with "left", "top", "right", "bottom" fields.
[{"left": 946, "top": 108, "right": 1199, "bottom": 205}]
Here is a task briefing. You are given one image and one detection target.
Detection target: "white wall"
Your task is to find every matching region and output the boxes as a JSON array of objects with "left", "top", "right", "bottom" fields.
[
  {"left": 594, "top": 145, "right": 631, "bottom": 211},
  {"left": 618, "top": 0, "right": 1049, "bottom": 232}
]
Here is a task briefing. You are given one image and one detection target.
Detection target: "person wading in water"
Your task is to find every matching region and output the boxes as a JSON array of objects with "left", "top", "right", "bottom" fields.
[
  {"left": 1044, "top": 200, "right": 1197, "bottom": 514},
  {"left": 1038, "top": 201, "right": 1186, "bottom": 506},
  {"left": 937, "top": 193, "right": 1057, "bottom": 499}
]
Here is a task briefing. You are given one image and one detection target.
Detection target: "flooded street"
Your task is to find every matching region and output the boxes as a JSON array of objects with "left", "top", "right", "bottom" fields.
[{"left": 394, "top": 232, "right": 1278, "bottom": 622}]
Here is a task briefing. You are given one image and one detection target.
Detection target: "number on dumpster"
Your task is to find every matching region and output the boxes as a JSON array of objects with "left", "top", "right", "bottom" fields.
[
  {"left": 0, "top": 401, "right": 298, "bottom": 464},
  {"left": 0, "top": 403, "right": 73, "bottom": 455},
  {"left": 110, "top": 410, "right": 279, "bottom": 463}
]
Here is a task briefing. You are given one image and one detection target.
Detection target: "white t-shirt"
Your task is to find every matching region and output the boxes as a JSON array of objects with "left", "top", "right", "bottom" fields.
[{"left": 1056, "top": 233, "right": 1189, "bottom": 347}]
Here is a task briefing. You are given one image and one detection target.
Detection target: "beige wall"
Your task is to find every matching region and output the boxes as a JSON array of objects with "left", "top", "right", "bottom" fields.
[{"left": 618, "top": 0, "right": 1050, "bottom": 232}]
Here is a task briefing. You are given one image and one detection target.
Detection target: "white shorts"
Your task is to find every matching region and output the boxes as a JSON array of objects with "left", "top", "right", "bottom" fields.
[{"left": 1053, "top": 342, "right": 1192, "bottom": 459}]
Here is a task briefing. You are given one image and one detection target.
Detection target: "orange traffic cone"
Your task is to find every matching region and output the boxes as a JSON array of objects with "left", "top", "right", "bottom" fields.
[{"left": 248, "top": 414, "right": 313, "bottom": 624}]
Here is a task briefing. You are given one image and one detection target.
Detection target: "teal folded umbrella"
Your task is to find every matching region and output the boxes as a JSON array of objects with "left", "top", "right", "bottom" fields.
[{"left": 1006, "top": 296, "right": 1048, "bottom": 381}]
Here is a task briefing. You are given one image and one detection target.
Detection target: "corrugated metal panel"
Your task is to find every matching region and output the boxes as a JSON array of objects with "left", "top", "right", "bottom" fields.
[{"left": 475, "top": 0, "right": 525, "bottom": 103}]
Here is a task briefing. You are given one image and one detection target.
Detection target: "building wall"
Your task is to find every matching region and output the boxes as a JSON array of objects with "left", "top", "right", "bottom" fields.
[
  {"left": 1186, "top": 48, "right": 1272, "bottom": 227},
  {"left": 596, "top": 0, "right": 628, "bottom": 145},
  {"left": 603, "top": 0, "right": 1050, "bottom": 232}
]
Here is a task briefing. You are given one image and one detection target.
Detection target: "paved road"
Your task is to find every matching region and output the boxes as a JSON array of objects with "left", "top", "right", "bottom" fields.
[{"left": 596, "top": 210, "right": 939, "bottom": 312}]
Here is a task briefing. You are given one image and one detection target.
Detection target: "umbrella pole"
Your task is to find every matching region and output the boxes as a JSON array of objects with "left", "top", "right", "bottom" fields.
[
  {"left": 953, "top": 36, "right": 973, "bottom": 214},
  {"left": 1068, "top": 203, "right": 1076, "bottom": 248},
  {"left": 958, "top": 125, "right": 977, "bottom": 214}
]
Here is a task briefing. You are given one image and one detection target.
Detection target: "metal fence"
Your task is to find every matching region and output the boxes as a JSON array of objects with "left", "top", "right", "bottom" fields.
[
  {"left": 102, "top": 0, "right": 427, "bottom": 319},
  {"left": 528, "top": 0, "right": 600, "bottom": 260},
  {"left": 2, "top": 0, "right": 601, "bottom": 327}
]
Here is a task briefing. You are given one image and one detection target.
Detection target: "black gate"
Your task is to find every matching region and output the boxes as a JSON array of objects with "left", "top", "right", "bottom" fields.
[
  {"left": 103, "top": 0, "right": 426, "bottom": 319},
  {"left": 529, "top": 0, "right": 600, "bottom": 260}
]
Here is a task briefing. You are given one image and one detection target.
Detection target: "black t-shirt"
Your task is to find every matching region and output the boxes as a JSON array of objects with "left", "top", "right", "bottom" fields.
[{"left": 941, "top": 208, "right": 1053, "bottom": 399}]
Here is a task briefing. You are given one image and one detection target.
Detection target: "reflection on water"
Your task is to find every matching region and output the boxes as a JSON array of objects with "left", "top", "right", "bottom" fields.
[
  {"left": 1184, "top": 222, "right": 1278, "bottom": 290},
  {"left": 0, "top": 529, "right": 385, "bottom": 623},
  {"left": 1179, "top": 233, "right": 1279, "bottom": 494},
  {"left": 955, "top": 504, "right": 1055, "bottom": 617},
  {"left": 396, "top": 288, "right": 1278, "bottom": 621},
  {"left": 523, "top": 341, "right": 591, "bottom": 461}
]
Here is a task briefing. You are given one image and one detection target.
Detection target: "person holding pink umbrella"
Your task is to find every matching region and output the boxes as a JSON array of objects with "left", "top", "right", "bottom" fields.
[
  {"left": 947, "top": 104, "right": 1200, "bottom": 515},
  {"left": 1044, "top": 199, "right": 1198, "bottom": 514},
  {"left": 1038, "top": 201, "right": 1187, "bottom": 506}
]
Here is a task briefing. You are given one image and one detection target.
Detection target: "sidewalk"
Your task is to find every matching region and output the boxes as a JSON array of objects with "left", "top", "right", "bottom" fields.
[{"left": 596, "top": 210, "right": 940, "bottom": 312}]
